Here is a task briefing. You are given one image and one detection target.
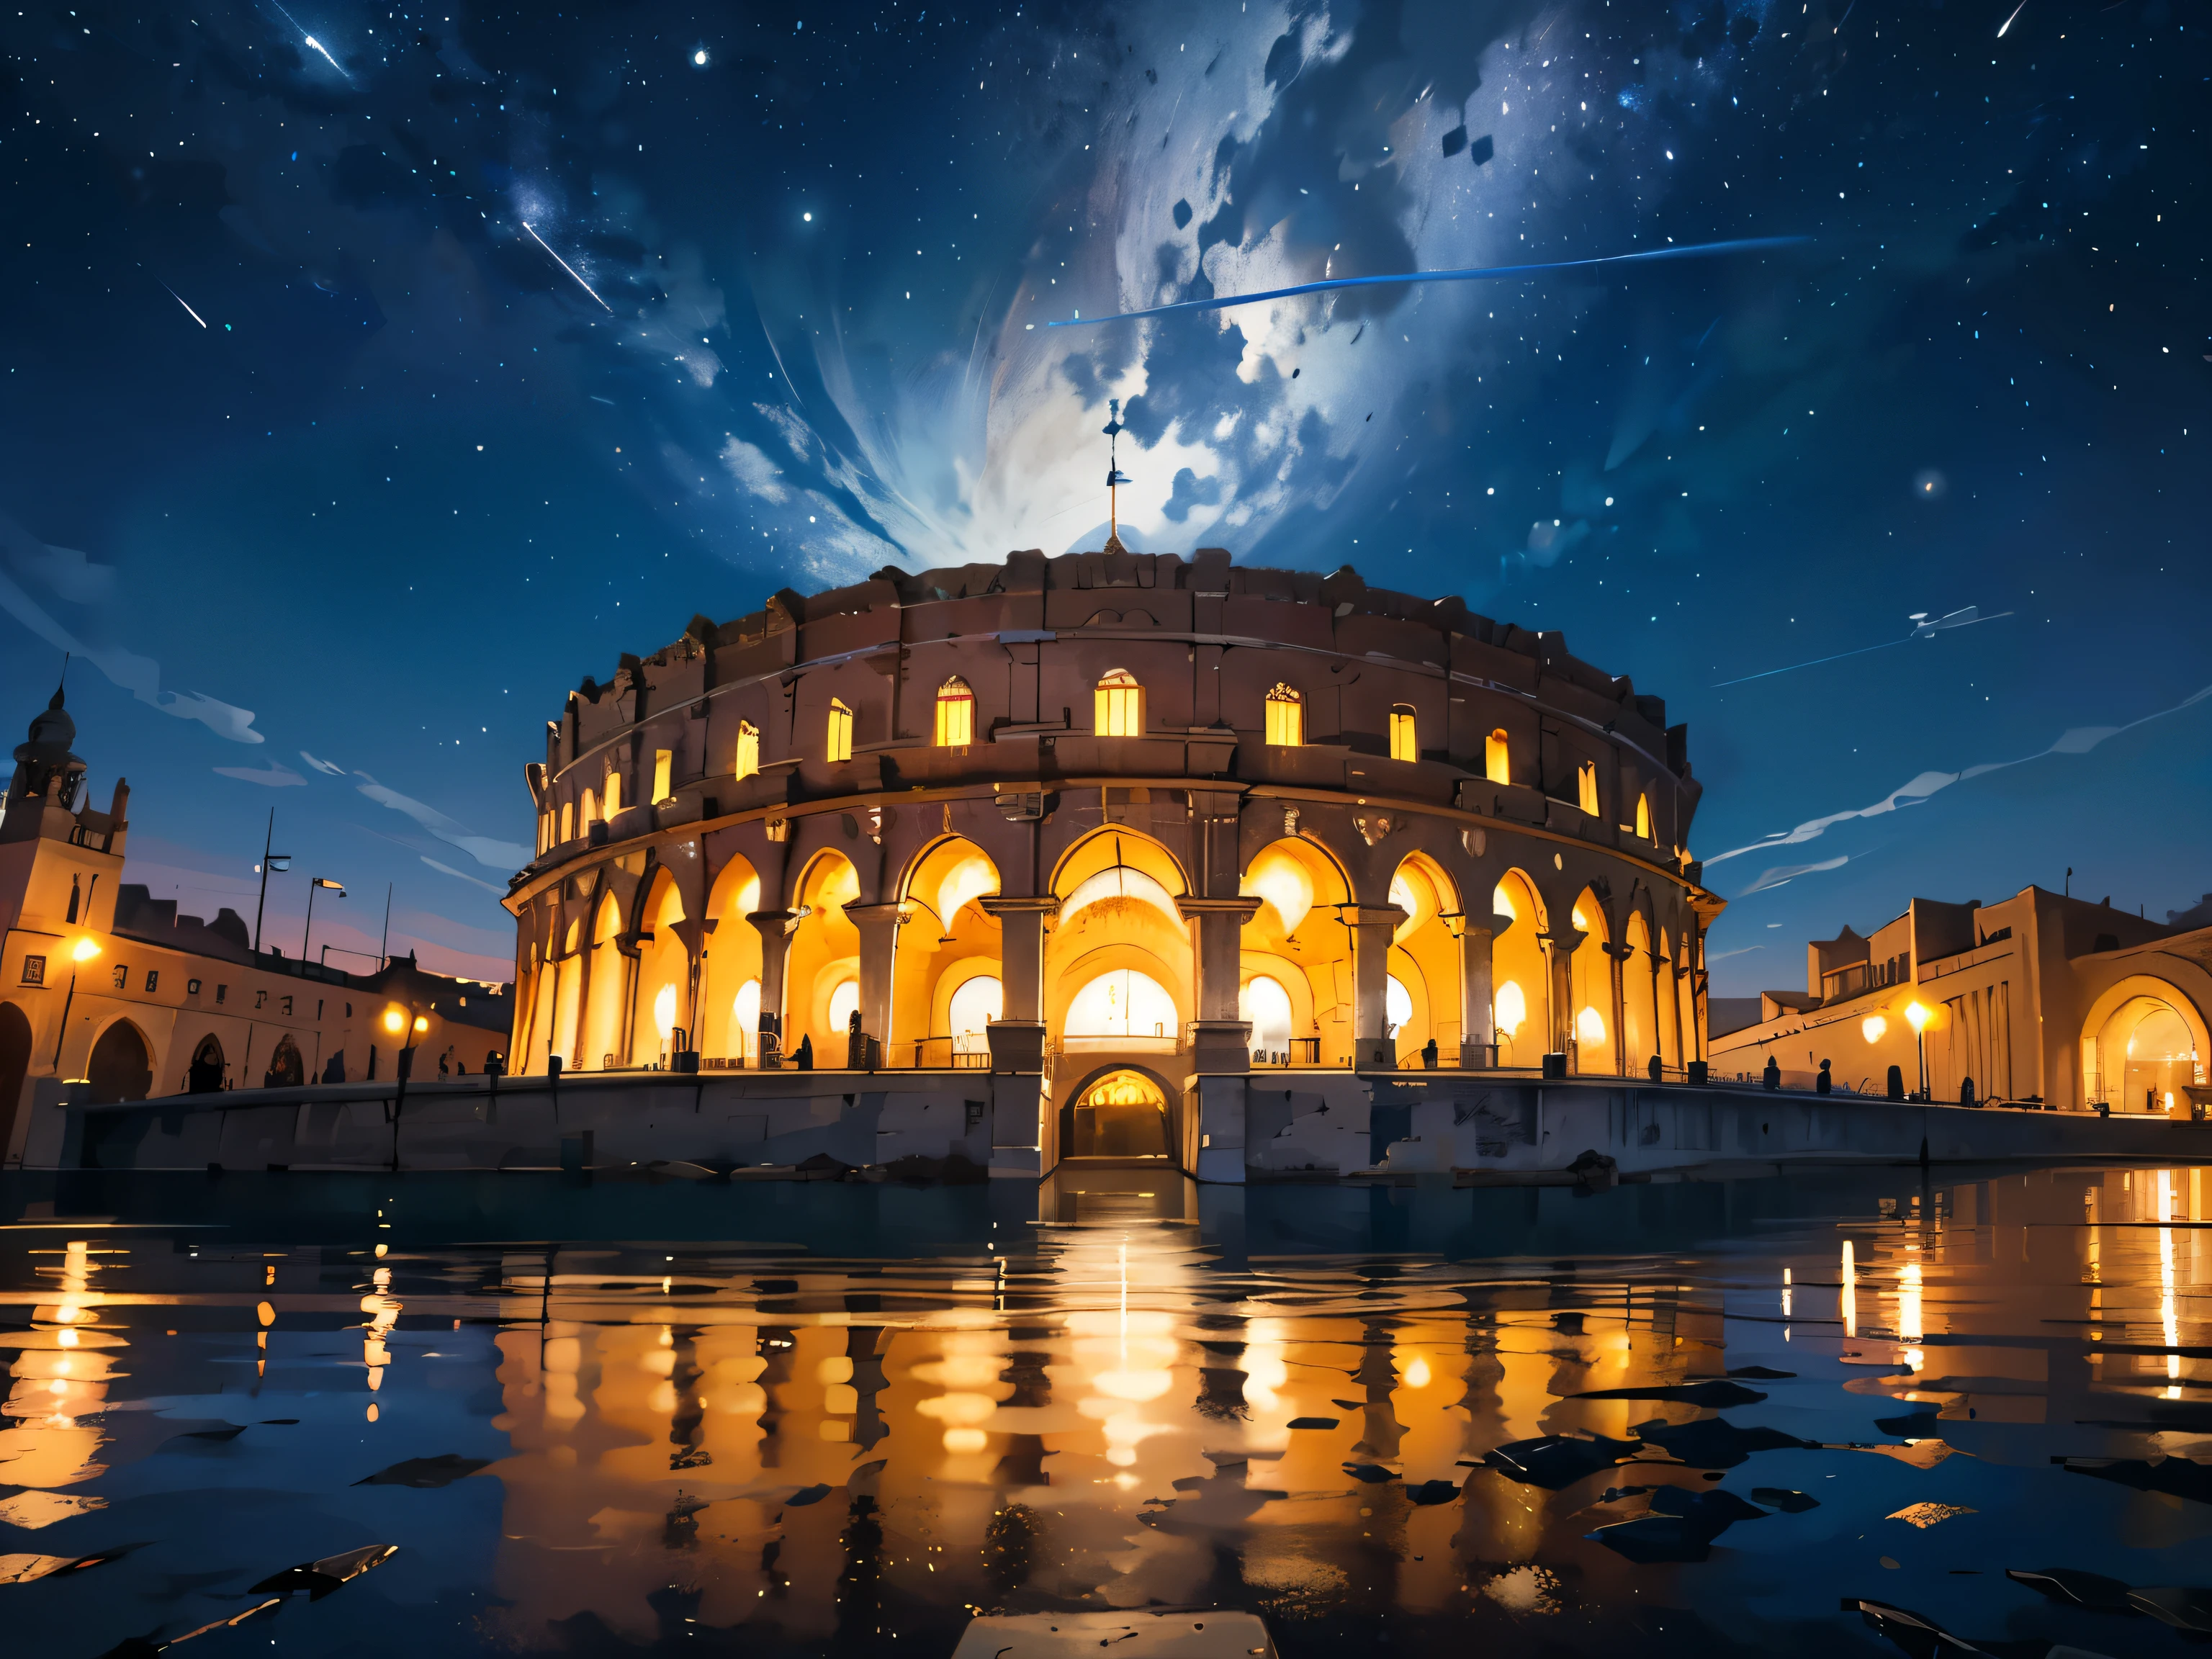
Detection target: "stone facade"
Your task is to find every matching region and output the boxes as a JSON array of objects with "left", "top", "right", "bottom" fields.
[{"left": 503, "top": 549, "right": 1724, "bottom": 1174}]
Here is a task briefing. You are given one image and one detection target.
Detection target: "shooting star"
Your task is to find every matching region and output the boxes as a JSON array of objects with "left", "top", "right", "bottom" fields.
[
  {"left": 264, "top": 1, "right": 354, "bottom": 80},
  {"left": 1047, "top": 235, "right": 1807, "bottom": 328},
  {"left": 160, "top": 282, "right": 208, "bottom": 328},
  {"left": 1712, "top": 607, "right": 2014, "bottom": 689},
  {"left": 1997, "top": 0, "right": 2028, "bottom": 36},
  {"left": 520, "top": 221, "right": 613, "bottom": 312}
]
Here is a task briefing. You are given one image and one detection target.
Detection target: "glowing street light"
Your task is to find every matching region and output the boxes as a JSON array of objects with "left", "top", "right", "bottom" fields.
[
  {"left": 50, "top": 935, "right": 104, "bottom": 1071},
  {"left": 303, "top": 877, "right": 346, "bottom": 964},
  {"left": 1904, "top": 1001, "right": 1932, "bottom": 1100}
]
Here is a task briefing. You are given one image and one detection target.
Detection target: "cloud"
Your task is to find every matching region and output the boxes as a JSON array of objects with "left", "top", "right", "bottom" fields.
[
  {"left": 299, "top": 750, "right": 346, "bottom": 775},
  {"left": 422, "top": 856, "right": 509, "bottom": 896},
  {"left": 1735, "top": 854, "right": 1851, "bottom": 896},
  {"left": 0, "top": 512, "right": 265, "bottom": 745},
  {"left": 351, "top": 773, "right": 531, "bottom": 871},
  {"left": 213, "top": 760, "right": 307, "bottom": 788},
  {"left": 1706, "top": 682, "right": 2212, "bottom": 873}
]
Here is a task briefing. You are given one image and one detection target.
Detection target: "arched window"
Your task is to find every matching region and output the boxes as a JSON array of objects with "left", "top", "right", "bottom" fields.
[
  {"left": 1264, "top": 684, "right": 1303, "bottom": 746},
  {"left": 1485, "top": 729, "right": 1511, "bottom": 785},
  {"left": 1575, "top": 759, "right": 1599, "bottom": 817},
  {"left": 935, "top": 676, "right": 975, "bottom": 746},
  {"left": 603, "top": 768, "right": 623, "bottom": 817},
  {"left": 734, "top": 720, "right": 760, "bottom": 780},
  {"left": 1094, "top": 669, "right": 1143, "bottom": 737},
  {"left": 580, "top": 789, "right": 598, "bottom": 830},
  {"left": 559, "top": 801, "right": 573, "bottom": 843},
  {"left": 652, "top": 749, "right": 674, "bottom": 804},
  {"left": 1241, "top": 975, "right": 1294, "bottom": 1057},
  {"left": 1389, "top": 705, "right": 1418, "bottom": 762},
  {"left": 827, "top": 698, "right": 854, "bottom": 763},
  {"left": 1635, "top": 793, "right": 1651, "bottom": 840}
]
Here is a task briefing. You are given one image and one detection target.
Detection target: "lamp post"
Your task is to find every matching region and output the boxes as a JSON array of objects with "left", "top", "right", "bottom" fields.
[
  {"left": 380, "top": 1002, "right": 431, "bottom": 1172},
  {"left": 302, "top": 878, "right": 345, "bottom": 963},
  {"left": 50, "top": 935, "right": 102, "bottom": 1071},
  {"left": 1904, "top": 1001, "right": 1931, "bottom": 1101},
  {"left": 251, "top": 809, "right": 292, "bottom": 955}
]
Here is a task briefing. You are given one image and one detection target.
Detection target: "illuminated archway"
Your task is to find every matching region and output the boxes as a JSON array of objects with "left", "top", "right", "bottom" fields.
[
  {"left": 630, "top": 868, "right": 691, "bottom": 1067},
  {"left": 581, "top": 890, "right": 627, "bottom": 1069},
  {"left": 1241, "top": 974, "right": 1294, "bottom": 1061},
  {"left": 1239, "top": 836, "right": 1351, "bottom": 1066},
  {"left": 1046, "top": 829, "right": 1191, "bottom": 1056},
  {"left": 1490, "top": 869, "right": 1547, "bottom": 1067},
  {"left": 1066, "top": 1068, "right": 1171, "bottom": 1159},
  {"left": 1568, "top": 887, "right": 1615, "bottom": 1075},
  {"left": 894, "top": 837, "right": 1002, "bottom": 1067},
  {"left": 2081, "top": 975, "right": 2208, "bottom": 1113},
  {"left": 550, "top": 914, "right": 583, "bottom": 1069},
  {"left": 701, "top": 853, "right": 764, "bottom": 1064},
  {"left": 787, "top": 850, "right": 860, "bottom": 1065},
  {"left": 1624, "top": 909, "right": 1661, "bottom": 1074},
  {"left": 1388, "top": 852, "right": 1462, "bottom": 1064}
]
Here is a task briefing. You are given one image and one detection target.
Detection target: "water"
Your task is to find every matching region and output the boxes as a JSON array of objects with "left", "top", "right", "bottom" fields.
[{"left": 3, "top": 1165, "right": 2207, "bottom": 1658}]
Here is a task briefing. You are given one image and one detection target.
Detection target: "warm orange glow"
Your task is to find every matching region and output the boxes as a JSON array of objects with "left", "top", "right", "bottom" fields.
[
  {"left": 1094, "top": 669, "right": 1142, "bottom": 737},
  {"left": 1389, "top": 704, "right": 1417, "bottom": 762},
  {"left": 69, "top": 936, "right": 102, "bottom": 963},
  {"left": 1905, "top": 1001, "right": 1931, "bottom": 1033},
  {"left": 383, "top": 1009, "right": 406, "bottom": 1034},
  {"left": 1863, "top": 1015, "right": 1888, "bottom": 1043},
  {"left": 1485, "top": 728, "right": 1511, "bottom": 784},
  {"left": 1264, "top": 684, "right": 1303, "bottom": 746}
]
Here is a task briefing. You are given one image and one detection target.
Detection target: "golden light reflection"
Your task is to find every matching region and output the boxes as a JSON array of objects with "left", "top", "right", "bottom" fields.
[{"left": 1842, "top": 1238, "right": 1858, "bottom": 1339}]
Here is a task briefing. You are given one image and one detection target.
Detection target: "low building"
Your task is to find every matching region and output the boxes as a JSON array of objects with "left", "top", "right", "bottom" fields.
[
  {"left": 1708, "top": 884, "right": 2211, "bottom": 1114},
  {"left": 0, "top": 685, "right": 511, "bottom": 1164}
]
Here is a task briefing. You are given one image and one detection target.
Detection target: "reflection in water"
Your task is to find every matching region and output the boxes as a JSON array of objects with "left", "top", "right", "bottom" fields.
[{"left": 0, "top": 1164, "right": 2208, "bottom": 1656}]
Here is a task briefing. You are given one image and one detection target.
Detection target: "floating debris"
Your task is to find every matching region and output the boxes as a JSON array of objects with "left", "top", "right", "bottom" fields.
[
  {"left": 250, "top": 1544, "right": 397, "bottom": 1600},
  {"left": 355, "top": 1453, "right": 490, "bottom": 1488}
]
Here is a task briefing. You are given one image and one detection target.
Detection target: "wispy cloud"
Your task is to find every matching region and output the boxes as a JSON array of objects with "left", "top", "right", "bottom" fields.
[
  {"left": 1736, "top": 853, "right": 1851, "bottom": 896},
  {"left": 1707, "top": 682, "right": 2212, "bottom": 873},
  {"left": 299, "top": 750, "right": 346, "bottom": 775},
  {"left": 0, "top": 512, "right": 266, "bottom": 745},
  {"left": 353, "top": 773, "right": 530, "bottom": 871},
  {"left": 423, "top": 856, "right": 509, "bottom": 895},
  {"left": 213, "top": 760, "right": 307, "bottom": 788}
]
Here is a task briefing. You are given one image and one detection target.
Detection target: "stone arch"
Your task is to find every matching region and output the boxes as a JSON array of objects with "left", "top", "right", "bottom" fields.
[
  {"left": 1566, "top": 885, "right": 1616, "bottom": 1075},
  {"left": 549, "top": 910, "right": 585, "bottom": 1070},
  {"left": 787, "top": 848, "right": 861, "bottom": 1066},
  {"left": 1238, "top": 835, "right": 1352, "bottom": 1066},
  {"left": 2080, "top": 974, "right": 2208, "bottom": 1113},
  {"left": 894, "top": 836, "right": 1002, "bottom": 1066},
  {"left": 186, "top": 1033, "right": 225, "bottom": 1093},
  {"left": 1058, "top": 1064, "right": 1175, "bottom": 1160},
  {"left": 264, "top": 1033, "right": 304, "bottom": 1089},
  {"left": 580, "top": 887, "right": 628, "bottom": 1070},
  {"left": 0, "top": 1001, "right": 33, "bottom": 1158},
  {"left": 1046, "top": 828, "right": 1191, "bottom": 1057},
  {"left": 630, "top": 865, "right": 691, "bottom": 1067},
  {"left": 1489, "top": 868, "right": 1549, "bottom": 1068},
  {"left": 84, "top": 1017, "right": 153, "bottom": 1105},
  {"left": 1624, "top": 905, "right": 1663, "bottom": 1076},
  {"left": 701, "top": 851, "right": 764, "bottom": 1064},
  {"left": 1387, "top": 850, "right": 1462, "bottom": 1065}
]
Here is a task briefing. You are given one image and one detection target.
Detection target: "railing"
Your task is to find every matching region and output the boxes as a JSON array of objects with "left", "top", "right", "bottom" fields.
[{"left": 1251, "top": 1039, "right": 1324, "bottom": 1066}]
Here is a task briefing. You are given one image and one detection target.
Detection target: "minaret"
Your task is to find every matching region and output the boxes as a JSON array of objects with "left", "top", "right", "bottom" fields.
[{"left": 1102, "top": 398, "right": 1130, "bottom": 556}]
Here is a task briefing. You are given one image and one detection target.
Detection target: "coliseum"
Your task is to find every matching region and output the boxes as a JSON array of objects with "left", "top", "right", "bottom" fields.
[{"left": 500, "top": 547, "right": 1725, "bottom": 1179}]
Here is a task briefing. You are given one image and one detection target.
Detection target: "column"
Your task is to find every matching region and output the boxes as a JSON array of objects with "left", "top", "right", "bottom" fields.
[
  {"left": 1460, "top": 922, "right": 1493, "bottom": 1069},
  {"left": 843, "top": 901, "right": 906, "bottom": 1067},
  {"left": 1340, "top": 904, "right": 1404, "bottom": 1071},
  {"left": 1539, "top": 928, "right": 1578, "bottom": 1065},
  {"left": 979, "top": 896, "right": 1054, "bottom": 1072},
  {"left": 1606, "top": 939, "right": 1632, "bottom": 1077},
  {"left": 1179, "top": 896, "right": 1261, "bottom": 1072},
  {"left": 746, "top": 909, "right": 796, "bottom": 1066}
]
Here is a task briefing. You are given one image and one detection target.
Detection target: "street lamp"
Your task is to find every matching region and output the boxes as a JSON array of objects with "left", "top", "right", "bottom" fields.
[
  {"left": 251, "top": 809, "right": 292, "bottom": 956},
  {"left": 381, "top": 1002, "right": 433, "bottom": 1173},
  {"left": 1904, "top": 1001, "right": 1931, "bottom": 1100},
  {"left": 303, "top": 878, "right": 345, "bottom": 963},
  {"left": 50, "top": 935, "right": 102, "bottom": 1070}
]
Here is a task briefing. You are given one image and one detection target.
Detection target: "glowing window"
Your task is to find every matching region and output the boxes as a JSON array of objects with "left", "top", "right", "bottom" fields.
[
  {"left": 948, "top": 975, "right": 1002, "bottom": 1049},
  {"left": 580, "top": 788, "right": 598, "bottom": 830},
  {"left": 1264, "top": 684, "right": 1303, "bottom": 745},
  {"left": 1064, "top": 968, "right": 1175, "bottom": 1038},
  {"left": 1389, "top": 705, "right": 1418, "bottom": 762},
  {"left": 559, "top": 801, "right": 573, "bottom": 843},
  {"left": 604, "top": 769, "right": 622, "bottom": 817},
  {"left": 1241, "top": 975, "right": 1293, "bottom": 1053},
  {"left": 734, "top": 721, "right": 760, "bottom": 780},
  {"left": 732, "top": 979, "right": 761, "bottom": 1058},
  {"left": 827, "top": 977, "right": 861, "bottom": 1034},
  {"left": 1635, "top": 792, "right": 1651, "bottom": 840},
  {"left": 1576, "top": 759, "right": 1599, "bottom": 817},
  {"left": 827, "top": 698, "right": 854, "bottom": 763},
  {"left": 1576, "top": 1005, "right": 1606, "bottom": 1043},
  {"left": 1385, "top": 974, "right": 1413, "bottom": 1037},
  {"left": 652, "top": 749, "right": 673, "bottom": 804},
  {"left": 1094, "top": 669, "right": 1143, "bottom": 737},
  {"left": 652, "top": 982, "right": 678, "bottom": 1039},
  {"left": 1494, "top": 980, "right": 1527, "bottom": 1036},
  {"left": 1485, "top": 728, "right": 1511, "bottom": 784},
  {"left": 935, "top": 677, "right": 975, "bottom": 746}
]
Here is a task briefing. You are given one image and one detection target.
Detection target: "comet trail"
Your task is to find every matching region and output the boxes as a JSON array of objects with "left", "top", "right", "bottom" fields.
[
  {"left": 1711, "top": 608, "right": 2015, "bottom": 689},
  {"left": 1996, "top": 0, "right": 2028, "bottom": 37},
  {"left": 160, "top": 282, "right": 207, "bottom": 328},
  {"left": 1046, "top": 235, "right": 1809, "bottom": 327},
  {"left": 519, "top": 221, "right": 613, "bottom": 312},
  {"left": 302, "top": 35, "right": 349, "bottom": 77}
]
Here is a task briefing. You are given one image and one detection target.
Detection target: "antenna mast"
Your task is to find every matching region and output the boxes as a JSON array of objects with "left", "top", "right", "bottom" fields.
[{"left": 1102, "top": 399, "right": 1130, "bottom": 549}]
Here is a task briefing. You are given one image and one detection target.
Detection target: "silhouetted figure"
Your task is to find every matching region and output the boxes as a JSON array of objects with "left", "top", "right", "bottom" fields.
[
  {"left": 1886, "top": 1064, "right": 1906, "bottom": 1101},
  {"left": 438, "top": 1047, "right": 451, "bottom": 1079},
  {"left": 1763, "top": 1056, "right": 1781, "bottom": 1091},
  {"left": 1421, "top": 1037, "right": 1439, "bottom": 1070},
  {"left": 1960, "top": 1076, "right": 1977, "bottom": 1107},
  {"left": 1648, "top": 1053, "right": 1663, "bottom": 1083},
  {"left": 1816, "top": 1058, "right": 1832, "bottom": 1095},
  {"left": 796, "top": 1033, "right": 814, "bottom": 1071}
]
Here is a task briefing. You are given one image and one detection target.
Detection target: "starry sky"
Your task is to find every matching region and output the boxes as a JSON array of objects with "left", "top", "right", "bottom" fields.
[{"left": 0, "top": 0, "right": 2205, "bottom": 991}]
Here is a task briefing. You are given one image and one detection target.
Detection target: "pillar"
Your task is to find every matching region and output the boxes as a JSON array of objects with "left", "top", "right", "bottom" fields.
[
  {"left": 843, "top": 901, "right": 905, "bottom": 1065},
  {"left": 1179, "top": 896, "right": 1260, "bottom": 1072},
  {"left": 979, "top": 896, "right": 1053, "bottom": 1072},
  {"left": 747, "top": 909, "right": 796, "bottom": 1065},
  {"left": 1540, "top": 928, "right": 1579, "bottom": 1064},
  {"left": 1606, "top": 938, "right": 1632, "bottom": 1077},
  {"left": 1341, "top": 904, "right": 1403, "bottom": 1070},
  {"left": 1460, "top": 923, "right": 1493, "bottom": 1069}
]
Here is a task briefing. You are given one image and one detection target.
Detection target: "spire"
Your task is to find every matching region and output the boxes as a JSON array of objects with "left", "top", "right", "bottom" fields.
[{"left": 1102, "top": 399, "right": 1130, "bottom": 556}]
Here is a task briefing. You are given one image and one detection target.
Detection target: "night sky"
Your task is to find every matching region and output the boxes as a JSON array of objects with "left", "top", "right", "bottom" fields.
[{"left": 0, "top": 0, "right": 2205, "bottom": 991}]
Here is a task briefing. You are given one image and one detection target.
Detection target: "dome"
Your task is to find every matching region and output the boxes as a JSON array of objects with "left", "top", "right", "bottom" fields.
[{"left": 25, "top": 686, "right": 76, "bottom": 752}]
